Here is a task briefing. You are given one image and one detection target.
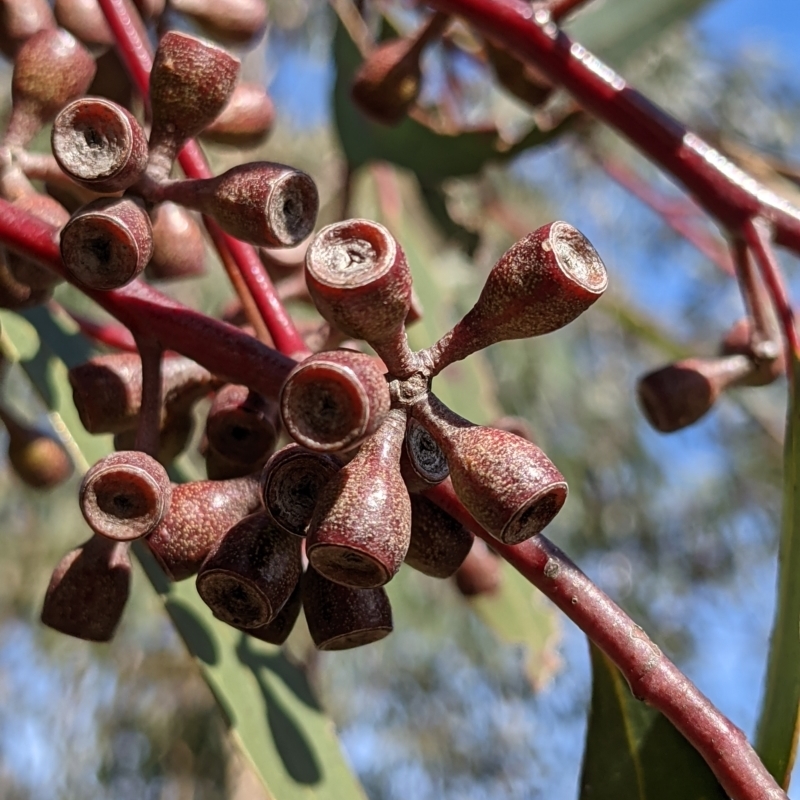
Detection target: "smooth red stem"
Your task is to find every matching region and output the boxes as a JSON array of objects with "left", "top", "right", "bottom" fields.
[
  {"left": 56, "top": 306, "right": 138, "bottom": 352},
  {"left": 96, "top": 0, "right": 309, "bottom": 358},
  {"left": 426, "top": 481, "right": 788, "bottom": 800},
  {"left": 0, "top": 199, "right": 297, "bottom": 399},
  {"left": 742, "top": 219, "right": 800, "bottom": 361},
  {"left": 601, "top": 157, "right": 734, "bottom": 275},
  {"left": 729, "top": 236, "right": 778, "bottom": 351},
  {"left": 133, "top": 336, "right": 163, "bottom": 457},
  {"left": 424, "top": 0, "right": 800, "bottom": 254}
]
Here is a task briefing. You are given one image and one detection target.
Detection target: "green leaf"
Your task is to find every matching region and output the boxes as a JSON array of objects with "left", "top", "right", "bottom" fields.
[
  {"left": 4, "top": 306, "right": 367, "bottom": 800},
  {"left": 755, "top": 350, "right": 800, "bottom": 786},
  {"left": 580, "top": 644, "right": 726, "bottom": 800},
  {"left": 568, "top": 0, "right": 713, "bottom": 67}
]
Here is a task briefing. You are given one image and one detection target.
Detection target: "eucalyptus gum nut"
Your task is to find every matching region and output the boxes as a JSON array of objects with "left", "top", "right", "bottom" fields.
[
  {"left": 54, "top": 0, "right": 114, "bottom": 49},
  {"left": 637, "top": 355, "right": 754, "bottom": 433},
  {"left": 306, "top": 409, "right": 410, "bottom": 588},
  {"left": 205, "top": 384, "right": 279, "bottom": 464},
  {"left": 305, "top": 219, "right": 412, "bottom": 344},
  {"left": 400, "top": 417, "right": 449, "bottom": 492},
  {"left": 405, "top": 493, "right": 473, "bottom": 578},
  {"left": 302, "top": 567, "right": 393, "bottom": 651},
  {"left": 351, "top": 37, "right": 423, "bottom": 126},
  {"left": 5, "top": 29, "right": 96, "bottom": 148},
  {"left": 146, "top": 474, "right": 262, "bottom": 581},
  {"left": 413, "top": 394, "right": 567, "bottom": 545},
  {"left": 148, "top": 31, "right": 240, "bottom": 164},
  {"left": 260, "top": 444, "right": 341, "bottom": 537},
  {"left": 41, "top": 535, "right": 131, "bottom": 642},
  {"left": 720, "top": 318, "right": 784, "bottom": 387},
  {"left": 196, "top": 511, "right": 302, "bottom": 629},
  {"left": 80, "top": 451, "right": 173, "bottom": 541},
  {"left": 428, "top": 222, "right": 608, "bottom": 373},
  {"left": 203, "top": 441, "right": 269, "bottom": 480},
  {"left": 69, "top": 352, "right": 216, "bottom": 434},
  {"left": 0, "top": 0, "right": 55, "bottom": 60},
  {"left": 60, "top": 197, "right": 154, "bottom": 290},
  {"left": 281, "top": 349, "right": 391, "bottom": 453},
  {"left": 169, "top": 0, "right": 267, "bottom": 45},
  {"left": 0, "top": 250, "right": 52, "bottom": 308},
  {"left": 157, "top": 162, "right": 318, "bottom": 249},
  {"left": 146, "top": 202, "right": 206, "bottom": 280},
  {"left": 202, "top": 83, "right": 275, "bottom": 146},
  {"left": 2, "top": 411, "right": 73, "bottom": 488},
  {"left": 240, "top": 579, "right": 302, "bottom": 646},
  {"left": 454, "top": 538, "right": 501, "bottom": 597},
  {"left": 113, "top": 409, "right": 194, "bottom": 467},
  {"left": 52, "top": 98, "right": 148, "bottom": 193}
]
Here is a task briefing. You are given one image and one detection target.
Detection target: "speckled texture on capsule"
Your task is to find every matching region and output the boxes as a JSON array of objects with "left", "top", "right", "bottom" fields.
[
  {"left": 149, "top": 31, "right": 239, "bottom": 145},
  {"left": 206, "top": 384, "right": 279, "bottom": 464},
  {"left": 306, "top": 409, "right": 410, "bottom": 588},
  {"left": 237, "top": 579, "right": 302, "bottom": 645},
  {"left": 305, "top": 219, "right": 412, "bottom": 344},
  {"left": 405, "top": 493, "right": 473, "bottom": 578},
  {"left": 302, "top": 567, "right": 393, "bottom": 651},
  {"left": 414, "top": 395, "right": 567, "bottom": 544},
  {"left": 197, "top": 510, "right": 302, "bottom": 628},
  {"left": 146, "top": 474, "right": 261, "bottom": 581},
  {"left": 7, "top": 28, "right": 96, "bottom": 147},
  {"left": 429, "top": 222, "right": 607, "bottom": 372},
  {"left": 281, "top": 349, "right": 391, "bottom": 452},
  {"left": 41, "top": 535, "right": 131, "bottom": 642}
]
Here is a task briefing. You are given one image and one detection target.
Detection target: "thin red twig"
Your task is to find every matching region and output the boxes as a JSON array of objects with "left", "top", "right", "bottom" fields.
[
  {"left": 133, "top": 336, "right": 163, "bottom": 457},
  {"left": 55, "top": 306, "right": 138, "bottom": 352},
  {"left": 96, "top": 0, "right": 309, "bottom": 358},
  {"left": 742, "top": 219, "right": 800, "bottom": 360},
  {"left": 426, "top": 481, "right": 789, "bottom": 800}
]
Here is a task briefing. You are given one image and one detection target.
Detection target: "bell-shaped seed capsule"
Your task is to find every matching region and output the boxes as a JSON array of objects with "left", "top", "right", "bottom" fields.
[
  {"left": 203, "top": 441, "right": 267, "bottom": 480},
  {"left": 206, "top": 384, "right": 280, "bottom": 466},
  {"left": 202, "top": 83, "right": 275, "bottom": 146},
  {"left": 146, "top": 202, "right": 206, "bottom": 280},
  {"left": 303, "top": 567, "right": 393, "bottom": 651},
  {"left": 169, "top": 0, "right": 267, "bottom": 45},
  {"left": 0, "top": 248, "right": 52, "bottom": 308},
  {"left": 426, "top": 222, "right": 608, "bottom": 375},
  {"left": 351, "top": 13, "right": 448, "bottom": 126},
  {"left": 41, "top": 535, "right": 131, "bottom": 642},
  {"left": 412, "top": 394, "right": 567, "bottom": 545},
  {"left": 306, "top": 409, "right": 411, "bottom": 588},
  {"left": 405, "top": 493, "right": 473, "bottom": 578},
  {"left": 0, "top": 0, "right": 55, "bottom": 60},
  {"left": 196, "top": 511, "right": 303, "bottom": 629},
  {"left": 54, "top": 0, "right": 114, "bottom": 50},
  {"left": 80, "top": 451, "right": 173, "bottom": 541},
  {"left": 5, "top": 28, "right": 96, "bottom": 148},
  {"left": 281, "top": 349, "right": 391, "bottom": 453},
  {"left": 146, "top": 474, "right": 261, "bottom": 581},
  {"left": 147, "top": 31, "right": 240, "bottom": 175},
  {"left": 454, "top": 538, "right": 502, "bottom": 597},
  {"left": 637, "top": 355, "right": 755, "bottom": 433},
  {"left": 113, "top": 407, "right": 195, "bottom": 467},
  {"left": 69, "top": 351, "right": 216, "bottom": 435},
  {"left": 52, "top": 98, "right": 148, "bottom": 193},
  {"left": 242, "top": 580, "right": 302, "bottom": 645},
  {"left": 399, "top": 417, "right": 449, "bottom": 493},
  {"left": 60, "top": 197, "right": 154, "bottom": 290},
  {"left": 0, "top": 406, "right": 73, "bottom": 488},
  {"left": 154, "top": 162, "right": 318, "bottom": 249},
  {"left": 305, "top": 219, "right": 415, "bottom": 374},
  {"left": 260, "top": 444, "right": 341, "bottom": 537}
]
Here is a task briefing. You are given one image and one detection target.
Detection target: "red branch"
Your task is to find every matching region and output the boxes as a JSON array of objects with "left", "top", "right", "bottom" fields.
[
  {"left": 427, "top": 481, "right": 789, "bottom": 800},
  {"left": 424, "top": 0, "right": 800, "bottom": 254},
  {"left": 0, "top": 200, "right": 295, "bottom": 399},
  {"left": 96, "top": 0, "right": 309, "bottom": 358}
]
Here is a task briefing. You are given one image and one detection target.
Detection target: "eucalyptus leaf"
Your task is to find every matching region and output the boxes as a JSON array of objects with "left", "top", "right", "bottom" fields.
[{"left": 580, "top": 643, "right": 726, "bottom": 800}]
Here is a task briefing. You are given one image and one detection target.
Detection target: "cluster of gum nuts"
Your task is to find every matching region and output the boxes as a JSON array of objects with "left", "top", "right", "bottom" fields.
[{"left": 0, "top": 18, "right": 609, "bottom": 650}]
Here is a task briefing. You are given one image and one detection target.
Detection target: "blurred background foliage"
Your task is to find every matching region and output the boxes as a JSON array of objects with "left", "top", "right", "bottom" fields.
[{"left": 1, "top": 0, "right": 800, "bottom": 797}]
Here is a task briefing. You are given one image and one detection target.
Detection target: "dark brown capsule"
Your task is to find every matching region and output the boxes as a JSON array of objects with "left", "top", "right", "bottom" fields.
[
  {"left": 240, "top": 580, "right": 302, "bottom": 645},
  {"left": 146, "top": 202, "right": 206, "bottom": 281},
  {"left": 454, "top": 538, "right": 501, "bottom": 597},
  {"left": 405, "top": 493, "right": 473, "bottom": 578}
]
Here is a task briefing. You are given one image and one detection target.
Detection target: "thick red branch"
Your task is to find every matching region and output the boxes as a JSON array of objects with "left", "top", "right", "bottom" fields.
[
  {"left": 424, "top": 0, "right": 800, "bottom": 254},
  {"left": 426, "top": 481, "right": 788, "bottom": 800},
  {"left": 0, "top": 199, "right": 296, "bottom": 399}
]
